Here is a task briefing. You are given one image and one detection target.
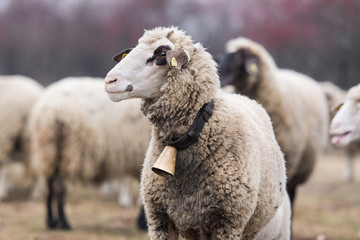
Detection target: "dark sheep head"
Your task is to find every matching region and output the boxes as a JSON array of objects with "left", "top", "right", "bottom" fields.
[{"left": 218, "top": 49, "right": 260, "bottom": 94}]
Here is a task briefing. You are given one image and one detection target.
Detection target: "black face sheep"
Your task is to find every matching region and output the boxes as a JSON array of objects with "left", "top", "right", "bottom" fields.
[
  {"left": 28, "top": 77, "right": 151, "bottom": 230},
  {"left": 105, "top": 26, "right": 287, "bottom": 240},
  {"left": 0, "top": 75, "right": 44, "bottom": 200},
  {"left": 219, "top": 37, "right": 329, "bottom": 209}
]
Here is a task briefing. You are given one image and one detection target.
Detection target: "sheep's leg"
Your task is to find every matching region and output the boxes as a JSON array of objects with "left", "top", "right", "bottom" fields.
[
  {"left": 345, "top": 151, "right": 354, "bottom": 182},
  {"left": 168, "top": 220, "right": 179, "bottom": 240},
  {"left": 46, "top": 177, "right": 57, "bottom": 229},
  {"left": 54, "top": 177, "right": 71, "bottom": 230},
  {"left": 118, "top": 178, "right": 133, "bottom": 208},
  {"left": 137, "top": 205, "right": 148, "bottom": 230},
  {"left": 286, "top": 181, "right": 297, "bottom": 210},
  {"left": 0, "top": 166, "right": 7, "bottom": 201},
  {"left": 146, "top": 208, "right": 178, "bottom": 240}
]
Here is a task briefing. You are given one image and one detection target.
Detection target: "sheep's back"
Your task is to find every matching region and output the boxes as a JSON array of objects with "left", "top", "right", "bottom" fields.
[
  {"left": 29, "top": 77, "right": 151, "bottom": 182},
  {"left": 274, "top": 69, "right": 329, "bottom": 179}
]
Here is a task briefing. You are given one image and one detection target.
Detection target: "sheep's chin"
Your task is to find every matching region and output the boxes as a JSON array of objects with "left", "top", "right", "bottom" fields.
[
  {"left": 331, "top": 131, "right": 352, "bottom": 146},
  {"left": 106, "top": 92, "right": 132, "bottom": 102}
]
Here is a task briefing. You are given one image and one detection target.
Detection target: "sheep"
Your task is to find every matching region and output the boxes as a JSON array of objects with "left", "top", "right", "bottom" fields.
[
  {"left": 28, "top": 77, "right": 151, "bottom": 230},
  {"left": 218, "top": 37, "right": 329, "bottom": 209},
  {"left": 0, "top": 75, "right": 44, "bottom": 201},
  {"left": 104, "top": 26, "right": 287, "bottom": 240},
  {"left": 320, "top": 81, "right": 359, "bottom": 182},
  {"left": 330, "top": 84, "right": 360, "bottom": 181}
]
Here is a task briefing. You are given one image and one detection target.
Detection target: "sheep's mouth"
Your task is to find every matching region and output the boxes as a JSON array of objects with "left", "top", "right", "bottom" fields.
[
  {"left": 105, "top": 84, "right": 133, "bottom": 94},
  {"left": 331, "top": 131, "right": 351, "bottom": 145}
]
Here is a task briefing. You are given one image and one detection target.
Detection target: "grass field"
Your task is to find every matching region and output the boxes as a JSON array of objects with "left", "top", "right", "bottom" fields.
[{"left": 0, "top": 152, "right": 359, "bottom": 240}]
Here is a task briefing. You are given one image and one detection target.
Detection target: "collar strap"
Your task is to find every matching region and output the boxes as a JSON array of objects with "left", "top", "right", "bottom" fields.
[{"left": 164, "top": 99, "right": 214, "bottom": 151}]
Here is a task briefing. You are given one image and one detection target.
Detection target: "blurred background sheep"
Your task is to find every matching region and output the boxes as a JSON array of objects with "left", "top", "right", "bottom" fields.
[
  {"left": 218, "top": 37, "right": 329, "bottom": 213},
  {"left": 28, "top": 77, "right": 151, "bottom": 230},
  {"left": 329, "top": 84, "right": 360, "bottom": 182},
  {"left": 0, "top": 75, "right": 44, "bottom": 201},
  {"left": 0, "top": 0, "right": 359, "bottom": 239},
  {"left": 319, "top": 81, "right": 359, "bottom": 182}
]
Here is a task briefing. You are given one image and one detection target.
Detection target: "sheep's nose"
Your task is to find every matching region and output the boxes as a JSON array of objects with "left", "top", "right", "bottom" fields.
[{"left": 105, "top": 77, "right": 117, "bottom": 87}]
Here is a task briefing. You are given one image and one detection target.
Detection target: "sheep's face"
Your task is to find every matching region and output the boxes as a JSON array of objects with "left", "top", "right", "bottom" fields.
[
  {"left": 105, "top": 38, "right": 189, "bottom": 102},
  {"left": 330, "top": 90, "right": 360, "bottom": 146},
  {"left": 218, "top": 49, "right": 260, "bottom": 94}
]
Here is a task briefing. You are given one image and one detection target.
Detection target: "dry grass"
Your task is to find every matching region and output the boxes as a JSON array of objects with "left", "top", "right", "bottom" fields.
[
  {"left": 292, "top": 152, "right": 360, "bottom": 240},
  {"left": 0, "top": 153, "right": 359, "bottom": 240}
]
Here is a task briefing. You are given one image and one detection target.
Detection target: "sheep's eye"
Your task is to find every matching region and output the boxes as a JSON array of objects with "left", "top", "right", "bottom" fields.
[
  {"left": 333, "top": 103, "right": 343, "bottom": 114},
  {"left": 160, "top": 51, "right": 166, "bottom": 57}
]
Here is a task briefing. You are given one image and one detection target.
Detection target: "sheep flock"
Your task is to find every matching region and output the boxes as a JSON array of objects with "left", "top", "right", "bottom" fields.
[{"left": 0, "top": 26, "right": 358, "bottom": 240}]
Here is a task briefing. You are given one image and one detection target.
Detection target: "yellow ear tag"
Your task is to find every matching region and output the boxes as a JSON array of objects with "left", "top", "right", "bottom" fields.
[
  {"left": 335, "top": 103, "right": 343, "bottom": 112},
  {"left": 250, "top": 63, "right": 258, "bottom": 73},
  {"left": 171, "top": 57, "right": 178, "bottom": 67},
  {"left": 121, "top": 53, "right": 128, "bottom": 61}
]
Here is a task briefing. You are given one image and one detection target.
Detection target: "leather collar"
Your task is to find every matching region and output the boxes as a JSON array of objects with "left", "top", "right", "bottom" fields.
[{"left": 164, "top": 99, "right": 214, "bottom": 150}]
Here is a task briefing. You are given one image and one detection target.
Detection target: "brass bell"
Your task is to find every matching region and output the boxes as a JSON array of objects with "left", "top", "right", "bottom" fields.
[{"left": 152, "top": 146, "right": 177, "bottom": 178}]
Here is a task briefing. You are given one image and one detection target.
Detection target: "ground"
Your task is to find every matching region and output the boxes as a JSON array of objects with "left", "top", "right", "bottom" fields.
[{"left": 0, "top": 152, "right": 359, "bottom": 240}]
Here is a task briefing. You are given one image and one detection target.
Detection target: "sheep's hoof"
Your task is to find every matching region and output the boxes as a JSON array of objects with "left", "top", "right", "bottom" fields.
[
  {"left": 57, "top": 221, "right": 71, "bottom": 230},
  {"left": 46, "top": 219, "right": 58, "bottom": 229}
]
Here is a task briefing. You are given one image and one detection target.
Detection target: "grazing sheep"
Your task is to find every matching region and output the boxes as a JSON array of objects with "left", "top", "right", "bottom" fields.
[
  {"left": 28, "top": 77, "right": 151, "bottom": 230},
  {"left": 105, "top": 26, "right": 287, "bottom": 239},
  {"left": 0, "top": 75, "right": 44, "bottom": 201},
  {"left": 330, "top": 84, "right": 360, "bottom": 181},
  {"left": 219, "top": 37, "right": 329, "bottom": 208}
]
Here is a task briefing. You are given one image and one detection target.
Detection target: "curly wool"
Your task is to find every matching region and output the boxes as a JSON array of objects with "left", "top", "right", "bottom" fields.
[{"left": 138, "top": 27, "right": 286, "bottom": 239}]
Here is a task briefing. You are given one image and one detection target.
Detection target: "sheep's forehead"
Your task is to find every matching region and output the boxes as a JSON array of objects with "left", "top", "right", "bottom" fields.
[
  {"left": 138, "top": 27, "right": 191, "bottom": 50},
  {"left": 226, "top": 38, "right": 257, "bottom": 53},
  {"left": 347, "top": 85, "right": 360, "bottom": 101},
  {"left": 136, "top": 37, "right": 175, "bottom": 53}
]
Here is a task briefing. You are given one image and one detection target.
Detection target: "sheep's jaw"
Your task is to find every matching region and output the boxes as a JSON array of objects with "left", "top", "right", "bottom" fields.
[{"left": 330, "top": 131, "right": 352, "bottom": 146}]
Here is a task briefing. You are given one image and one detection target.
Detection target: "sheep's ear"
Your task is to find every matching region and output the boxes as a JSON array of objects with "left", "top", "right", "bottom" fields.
[
  {"left": 113, "top": 48, "right": 132, "bottom": 62},
  {"left": 245, "top": 58, "right": 260, "bottom": 75},
  {"left": 166, "top": 49, "right": 190, "bottom": 70}
]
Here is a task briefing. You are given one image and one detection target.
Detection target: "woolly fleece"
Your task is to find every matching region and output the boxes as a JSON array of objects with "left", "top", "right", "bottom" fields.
[
  {"left": 29, "top": 77, "right": 151, "bottom": 185},
  {"left": 109, "top": 27, "right": 287, "bottom": 239}
]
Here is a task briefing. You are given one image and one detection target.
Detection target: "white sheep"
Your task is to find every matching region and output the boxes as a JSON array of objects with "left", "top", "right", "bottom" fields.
[
  {"left": 28, "top": 77, "right": 151, "bottom": 230},
  {"left": 0, "top": 75, "right": 44, "bottom": 201},
  {"left": 105, "top": 26, "right": 287, "bottom": 239},
  {"left": 330, "top": 84, "right": 360, "bottom": 181},
  {"left": 320, "top": 81, "right": 358, "bottom": 182},
  {"left": 219, "top": 37, "right": 329, "bottom": 209}
]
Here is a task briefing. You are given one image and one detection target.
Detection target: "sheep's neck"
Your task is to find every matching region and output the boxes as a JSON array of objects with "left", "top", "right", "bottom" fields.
[
  {"left": 163, "top": 100, "right": 214, "bottom": 150},
  {"left": 141, "top": 96, "right": 203, "bottom": 141}
]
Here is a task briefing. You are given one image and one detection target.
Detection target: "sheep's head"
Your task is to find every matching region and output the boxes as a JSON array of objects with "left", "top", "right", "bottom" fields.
[
  {"left": 330, "top": 84, "right": 360, "bottom": 147},
  {"left": 105, "top": 27, "right": 191, "bottom": 102},
  {"left": 218, "top": 38, "right": 261, "bottom": 94}
]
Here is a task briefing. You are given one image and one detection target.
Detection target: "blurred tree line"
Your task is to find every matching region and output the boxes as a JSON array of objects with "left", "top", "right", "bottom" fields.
[{"left": 0, "top": 0, "right": 359, "bottom": 88}]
